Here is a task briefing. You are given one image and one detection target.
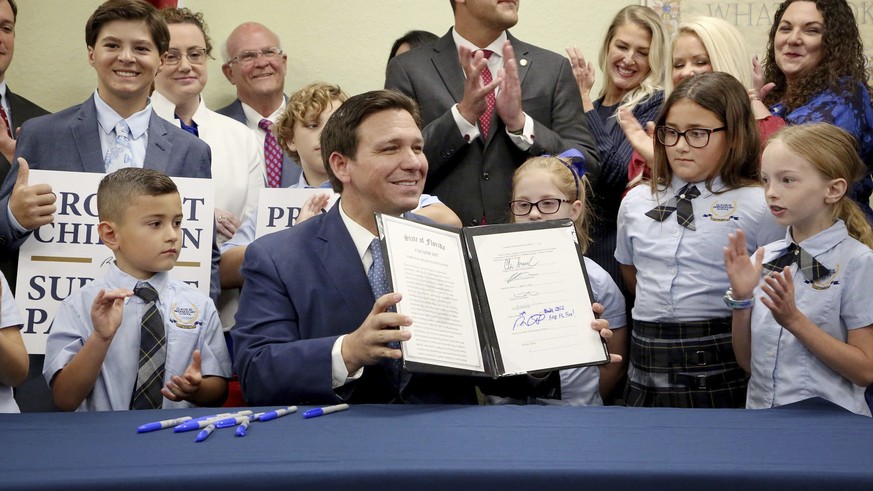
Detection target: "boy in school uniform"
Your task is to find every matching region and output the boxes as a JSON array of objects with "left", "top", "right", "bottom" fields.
[{"left": 43, "top": 168, "right": 231, "bottom": 411}]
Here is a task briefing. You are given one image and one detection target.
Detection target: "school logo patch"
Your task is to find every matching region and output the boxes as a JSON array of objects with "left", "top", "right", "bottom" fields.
[
  {"left": 702, "top": 200, "right": 739, "bottom": 222},
  {"left": 810, "top": 263, "right": 839, "bottom": 290},
  {"left": 171, "top": 303, "right": 202, "bottom": 329}
]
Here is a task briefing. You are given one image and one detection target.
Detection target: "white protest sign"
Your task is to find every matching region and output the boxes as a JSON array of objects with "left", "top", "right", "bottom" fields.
[
  {"left": 254, "top": 187, "right": 337, "bottom": 239},
  {"left": 15, "top": 170, "right": 214, "bottom": 354}
]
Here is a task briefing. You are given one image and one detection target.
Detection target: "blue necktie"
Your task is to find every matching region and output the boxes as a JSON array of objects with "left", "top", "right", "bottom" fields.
[
  {"left": 367, "top": 238, "right": 391, "bottom": 301},
  {"left": 104, "top": 120, "right": 135, "bottom": 173},
  {"left": 367, "top": 238, "right": 402, "bottom": 392}
]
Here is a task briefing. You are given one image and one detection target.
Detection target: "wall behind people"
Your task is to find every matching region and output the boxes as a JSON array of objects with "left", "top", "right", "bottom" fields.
[{"left": 9, "top": 0, "right": 633, "bottom": 112}]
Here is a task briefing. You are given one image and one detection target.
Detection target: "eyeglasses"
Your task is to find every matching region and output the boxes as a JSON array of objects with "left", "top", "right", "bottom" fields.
[
  {"left": 509, "top": 198, "right": 571, "bottom": 216},
  {"left": 656, "top": 126, "right": 726, "bottom": 148},
  {"left": 165, "top": 48, "right": 207, "bottom": 66},
  {"left": 228, "top": 47, "right": 284, "bottom": 66}
]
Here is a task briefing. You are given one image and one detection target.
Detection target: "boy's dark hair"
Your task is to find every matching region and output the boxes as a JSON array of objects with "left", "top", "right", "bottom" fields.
[
  {"left": 388, "top": 30, "right": 438, "bottom": 62},
  {"left": 85, "top": 0, "right": 170, "bottom": 54},
  {"left": 97, "top": 168, "right": 178, "bottom": 222},
  {"left": 319, "top": 90, "right": 421, "bottom": 193},
  {"left": 156, "top": 7, "right": 212, "bottom": 57}
]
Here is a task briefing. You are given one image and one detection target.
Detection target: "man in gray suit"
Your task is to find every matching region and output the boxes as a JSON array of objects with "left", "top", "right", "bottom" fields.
[
  {"left": 0, "top": 0, "right": 49, "bottom": 292},
  {"left": 0, "top": 0, "right": 49, "bottom": 414},
  {"left": 0, "top": 0, "right": 48, "bottom": 187},
  {"left": 217, "top": 22, "right": 301, "bottom": 187},
  {"left": 386, "top": 0, "right": 600, "bottom": 226}
]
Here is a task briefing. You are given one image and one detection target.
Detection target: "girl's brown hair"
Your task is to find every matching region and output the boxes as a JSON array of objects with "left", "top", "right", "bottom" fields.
[{"left": 651, "top": 72, "right": 760, "bottom": 194}]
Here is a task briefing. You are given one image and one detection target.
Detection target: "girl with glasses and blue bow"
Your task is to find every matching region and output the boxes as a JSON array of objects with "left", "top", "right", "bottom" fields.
[
  {"left": 724, "top": 123, "right": 873, "bottom": 416},
  {"left": 615, "top": 72, "right": 783, "bottom": 408},
  {"left": 490, "top": 152, "right": 627, "bottom": 406}
]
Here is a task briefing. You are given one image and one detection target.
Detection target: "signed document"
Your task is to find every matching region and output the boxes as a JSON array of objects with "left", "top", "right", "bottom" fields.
[{"left": 376, "top": 214, "right": 608, "bottom": 378}]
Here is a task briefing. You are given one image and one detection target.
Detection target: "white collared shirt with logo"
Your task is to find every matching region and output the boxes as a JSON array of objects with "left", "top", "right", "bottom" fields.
[
  {"left": 43, "top": 264, "right": 232, "bottom": 411},
  {"left": 616, "top": 176, "right": 784, "bottom": 322},
  {"left": 747, "top": 221, "right": 873, "bottom": 416}
]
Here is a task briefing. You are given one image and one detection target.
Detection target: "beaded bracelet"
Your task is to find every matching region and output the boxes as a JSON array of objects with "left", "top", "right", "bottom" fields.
[{"left": 723, "top": 288, "right": 755, "bottom": 310}]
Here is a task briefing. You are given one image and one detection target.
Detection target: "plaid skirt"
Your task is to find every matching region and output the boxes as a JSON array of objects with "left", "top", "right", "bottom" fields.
[{"left": 624, "top": 317, "right": 747, "bottom": 408}]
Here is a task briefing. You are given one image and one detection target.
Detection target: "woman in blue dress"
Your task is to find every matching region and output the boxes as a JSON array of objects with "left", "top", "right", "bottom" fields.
[{"left": 762, "top": 0, "right": 873, "bottom": 222}]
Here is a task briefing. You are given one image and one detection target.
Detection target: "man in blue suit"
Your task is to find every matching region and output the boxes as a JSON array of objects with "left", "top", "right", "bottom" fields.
[
  {"left": 217, "top": 22, "right": 301, "bottom": 187},
  {"left": 232, "top": 90, "right": 478, "bottom": 405}
]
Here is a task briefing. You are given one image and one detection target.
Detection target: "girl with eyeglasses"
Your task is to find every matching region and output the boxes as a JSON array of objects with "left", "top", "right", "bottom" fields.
[
  {"left": 152, "top": 8, "right": 265, "bottom": 246},
  {"left": 615, "top": 72, "right": 783, "bottom": 408},
  {"left": 491, "top": 154, "right": 627, "bottom": 405}
]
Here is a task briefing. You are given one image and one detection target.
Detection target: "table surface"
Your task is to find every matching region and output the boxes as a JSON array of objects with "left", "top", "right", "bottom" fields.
[{"left": 2, "top": 398, "right": 872, "bottom": 491}]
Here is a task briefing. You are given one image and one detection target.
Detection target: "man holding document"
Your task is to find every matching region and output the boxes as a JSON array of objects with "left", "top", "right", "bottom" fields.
[{"left": 232, "top": 90, "right": 615, "bottom": 406}]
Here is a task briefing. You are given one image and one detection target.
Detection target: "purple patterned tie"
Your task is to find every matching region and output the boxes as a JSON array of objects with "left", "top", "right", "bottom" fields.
[
  {"left": 0, "top": 104, "right": 12, "bottom": 139},
  {"left": 259, "top": 119, "right": 283, "bottom": 188}
]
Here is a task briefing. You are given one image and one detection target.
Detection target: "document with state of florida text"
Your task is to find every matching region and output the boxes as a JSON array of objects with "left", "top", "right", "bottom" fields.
[{"left": 375, "top": 214, "right": 608, "bottom": 378}]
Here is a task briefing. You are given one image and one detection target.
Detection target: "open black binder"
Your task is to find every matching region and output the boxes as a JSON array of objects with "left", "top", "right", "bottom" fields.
[{"left": 375, "top": 214, "right": 609, "bottom": 378}]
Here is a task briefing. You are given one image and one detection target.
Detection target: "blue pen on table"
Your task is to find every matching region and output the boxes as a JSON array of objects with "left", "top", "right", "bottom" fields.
[
  {"left": 174, "top": 418, "right": 222, "bottom": 433},
  {"left": 235, "top": 417, "right": 251, "bottom": 437},
  {"left": 194, "top": 410, "right": 253, "bottom": 422},
  {"left": 234, "top": 413, "right": 264, "bottom": 437},
  {"left": 193, "top": 412, "right": 233, "bottom": 422},
  {"left": 174, "top": 410, "right": 252, "bottom": 432},
  {"left": 195, "top": 423, "right": 216, "bottom": 443},
  {"left": 136, "top": 416, "right": 192, "bottom": 433},
  {"left": 258, "top": 406, "right": 298, "bottom": 422},
  {"left": 215, "top": 414, "right": 256, "bottom": 429},
  {"left": 303, "top": 403, "right": 350, "bottom": 419}
]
